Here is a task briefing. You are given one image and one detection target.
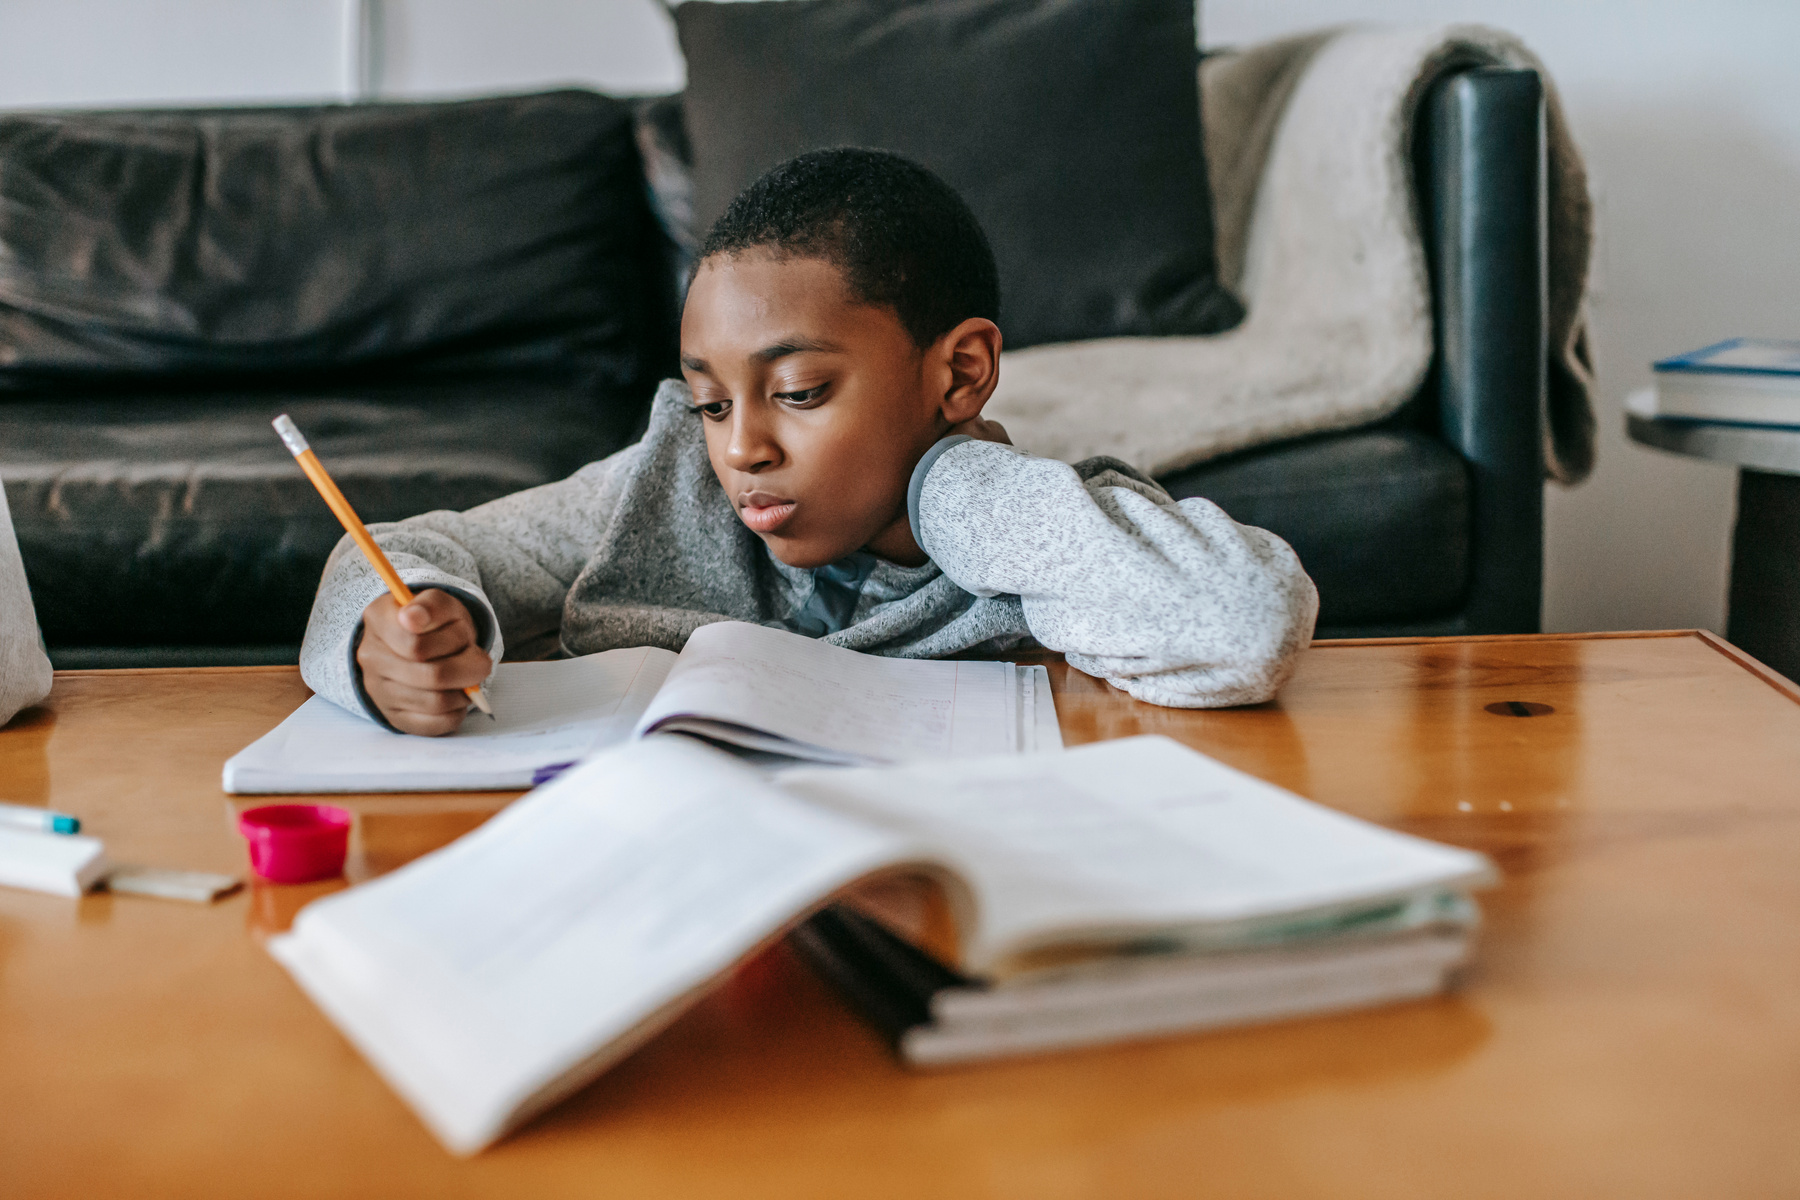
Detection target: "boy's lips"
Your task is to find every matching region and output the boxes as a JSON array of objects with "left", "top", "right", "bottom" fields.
[{"left": 737, "top": 490, "right": 797, "bottom": 534}]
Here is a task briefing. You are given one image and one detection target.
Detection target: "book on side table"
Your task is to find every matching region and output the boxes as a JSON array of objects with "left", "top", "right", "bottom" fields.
[
  {"left": 224, "top": 620, "right": 1058, "bottom": 792},
  {"left": 267, "top": 735, "right": 1495, "bottom": 1155},
  {"left": 1641, "top": 337, "right": 1800, "bottom": 426}
]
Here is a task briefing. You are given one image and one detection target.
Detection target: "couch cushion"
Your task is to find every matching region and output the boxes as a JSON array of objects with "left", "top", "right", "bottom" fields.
[
  {"left": 674, "top": 0, "right": 1242, "bottom": 351},
  {"left": 1160, "top": 429, "right": 1470, "bottom": 626},
  {"left": 0, "top": 91, "right": 675, "bottom": 394},
  {"left": 0, "top": 382, "right": 634, "bottom": 649}
]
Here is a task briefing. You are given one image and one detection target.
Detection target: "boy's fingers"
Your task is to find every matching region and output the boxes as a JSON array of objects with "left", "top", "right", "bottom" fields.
[
  {"left": 375, "top": 679, "right": 473, "bottom": 717},
  {"left": 364, "top": 673, "right": 474, "bottom": 736},
  {"left": 379, "top": 620, "right": 475, "bottom": 665},
  {"left": 356, "top": 591, "right": 484, "bottom": 735},
  {"left": 357, "top": 621, "right": 462, "bottom": 675},
  {"left": 364, "top": 644, "right": 492, "bottom": 694},
  {"left": 365, "top": 592, "right": 476, "bottom": 662},
  {"left": 386, "top": 708, "right": 469, "bottom": 737},
  {"left": 396, "top": 589, "right": 467, "bottom": 635}
]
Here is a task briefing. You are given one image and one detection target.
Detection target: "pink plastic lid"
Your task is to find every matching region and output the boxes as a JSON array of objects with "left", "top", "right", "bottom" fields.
[{"left": 238, "top": 804, "right": 352, "bottom": 884}]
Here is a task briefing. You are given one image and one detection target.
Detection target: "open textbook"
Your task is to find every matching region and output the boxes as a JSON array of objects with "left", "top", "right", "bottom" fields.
[
  {"left": 224, "top": 621, "right": 1058, "bottom": 792},
  {"left": 266, "top": 735, "right": 1496, "bottom": 1155}
]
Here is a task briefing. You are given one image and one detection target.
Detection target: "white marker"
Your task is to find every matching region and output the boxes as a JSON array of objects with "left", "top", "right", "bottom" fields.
[{"left": 0, "top": 802, "right": 81, "bottom": 835}]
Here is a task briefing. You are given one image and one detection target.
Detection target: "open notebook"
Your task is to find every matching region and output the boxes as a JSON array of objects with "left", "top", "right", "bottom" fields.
[
  {"left": 267, "top": 736, "right": 1495, "bottom": 1154},
  {"left": 224, "top": 621, "right": 1059, "bottom": 793}
]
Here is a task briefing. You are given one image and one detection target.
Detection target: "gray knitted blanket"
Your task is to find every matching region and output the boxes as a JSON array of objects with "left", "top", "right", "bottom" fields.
[{"left": 988, "top": 24, "right": 1596, "bottom": 485}]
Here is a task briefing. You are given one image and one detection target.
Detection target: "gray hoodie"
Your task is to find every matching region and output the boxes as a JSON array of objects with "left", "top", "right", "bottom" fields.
[{"left": 300, "top": 380, "right": 1318, "bottom": 720}]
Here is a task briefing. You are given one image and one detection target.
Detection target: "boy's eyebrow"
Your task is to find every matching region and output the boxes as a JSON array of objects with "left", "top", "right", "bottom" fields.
[
  {"left": 753, "top": 336, "right": 842, "bottom": 361},
  {"left": 679, "top": 338, "right": 843, "bottom": 375}
]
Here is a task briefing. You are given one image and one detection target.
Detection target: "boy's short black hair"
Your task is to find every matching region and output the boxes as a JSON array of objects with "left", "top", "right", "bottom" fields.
[{"left": 696, "top": 148, "right": 1000, "bottom": 349}]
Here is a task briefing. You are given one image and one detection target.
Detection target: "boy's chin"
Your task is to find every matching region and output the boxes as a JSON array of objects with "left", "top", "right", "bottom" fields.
[{"left": 755, "top": 530, "right": 860, "bottom": 571}]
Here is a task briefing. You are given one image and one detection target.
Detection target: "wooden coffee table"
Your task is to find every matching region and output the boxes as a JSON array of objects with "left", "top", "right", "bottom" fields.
[{"left": 3, "top": 631, "right": 1799, "bottom": 1197}]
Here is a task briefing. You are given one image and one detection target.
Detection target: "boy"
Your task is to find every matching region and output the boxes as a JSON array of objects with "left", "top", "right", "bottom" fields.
[{"left": 300, "top": 149, "right": 1318, "bottom": 735}]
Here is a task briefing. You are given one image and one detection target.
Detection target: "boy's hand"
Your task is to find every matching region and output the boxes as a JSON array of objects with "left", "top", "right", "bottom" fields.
[
  {"left": 356, "top": 589, "right": 491, "bottom": 736},
  {"left": 948, "top": 415, "right": 1012, "bottom": 446}
]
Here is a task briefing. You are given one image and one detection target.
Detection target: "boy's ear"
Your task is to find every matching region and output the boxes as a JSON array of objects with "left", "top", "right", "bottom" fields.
[{"left": 933, "top": 317, "right": 1003, "bottom": 426}]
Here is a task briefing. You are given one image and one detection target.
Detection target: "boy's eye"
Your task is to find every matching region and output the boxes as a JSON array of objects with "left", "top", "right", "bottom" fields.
[
  {"left": 774, "top": 385, "right": 827, "bottom": 407},
  {"left": 692, "top": 399, "right": 732, "bottom": 420}
]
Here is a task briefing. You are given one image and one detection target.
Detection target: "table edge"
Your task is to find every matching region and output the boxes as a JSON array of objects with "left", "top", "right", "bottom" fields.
[
  {"left": 50, "top": 630, "right": 1798, "bottom": 707},
  {"left": 1307, "top": 628, "right": 1696, "bottom": 648}
]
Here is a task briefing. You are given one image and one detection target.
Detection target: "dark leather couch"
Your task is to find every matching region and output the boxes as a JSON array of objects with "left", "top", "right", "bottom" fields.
[{"left": 0, "top": 68, "right": 1544, "bottom": 668}]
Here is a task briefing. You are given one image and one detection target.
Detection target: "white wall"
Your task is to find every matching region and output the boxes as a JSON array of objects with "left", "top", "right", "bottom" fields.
[
  {"left": 4, "top": 1, "right": 1797, "bottom": 635},
  {"left": 0, "top": 0, "right": 347, "bottom": 107},
  {"left": 376, "top": 0, "right": 682, "bottom": 98}
]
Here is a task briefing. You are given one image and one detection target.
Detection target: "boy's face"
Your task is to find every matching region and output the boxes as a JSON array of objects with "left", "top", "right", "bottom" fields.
[{"left": 680, "top": 252, "right": 995, "bottom": 569}]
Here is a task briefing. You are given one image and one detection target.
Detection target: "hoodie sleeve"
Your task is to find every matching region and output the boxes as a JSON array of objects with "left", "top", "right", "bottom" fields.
[
  {"left": 298, "top": 442, "right": 643, "bottom": 722},
  {"left": 909, "top": 438, "right": 1318, "bottom": 708}
]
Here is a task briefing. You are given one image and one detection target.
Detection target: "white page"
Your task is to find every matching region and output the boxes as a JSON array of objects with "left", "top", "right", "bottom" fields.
[
  {"left": 635, "top": 621, "right": 1019, "bottom": 763},
  {"left": 266, "top": 737, "right": 928, "bottom": 1155},
  {"left": 224, "top": 646, "right": 677, "bottom": 793},
  {"left": 778, "top": 736, "right": 1496, "bottom": 974}
]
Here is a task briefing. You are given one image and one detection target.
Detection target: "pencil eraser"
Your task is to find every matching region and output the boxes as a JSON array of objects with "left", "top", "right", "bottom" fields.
[{"left": 272, "top": 414, "right": 310, "bottom": 457}]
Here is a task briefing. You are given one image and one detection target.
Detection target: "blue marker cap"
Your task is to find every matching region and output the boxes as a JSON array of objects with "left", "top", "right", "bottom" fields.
[{"left": 0, "top": 803, "right": 82, "bottom": 835}]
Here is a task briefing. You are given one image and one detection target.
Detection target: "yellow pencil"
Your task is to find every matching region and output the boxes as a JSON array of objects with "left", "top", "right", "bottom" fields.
[{"left": 273, "top": 414, "right": 494, "bottom": 718}]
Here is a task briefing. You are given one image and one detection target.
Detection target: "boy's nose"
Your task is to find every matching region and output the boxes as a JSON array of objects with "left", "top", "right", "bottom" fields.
[{"left": 724, "top": 406, "right": 782, "bottom": 473}]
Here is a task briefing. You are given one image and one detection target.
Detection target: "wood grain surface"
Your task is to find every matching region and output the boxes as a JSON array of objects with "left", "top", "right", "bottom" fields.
[{"left": 2, "top": 632, "right": 1798, "bottom": 1198}]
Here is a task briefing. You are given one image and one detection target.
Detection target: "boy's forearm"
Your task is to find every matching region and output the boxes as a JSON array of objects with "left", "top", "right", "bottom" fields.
[{"left": 911, "top": 439, "right": 1319, "bottom": 707}]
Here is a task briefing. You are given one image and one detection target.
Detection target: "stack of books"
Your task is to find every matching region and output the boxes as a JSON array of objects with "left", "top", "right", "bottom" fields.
[
  {"left": 266, "top": 734, "right": 1495, "bottom": 1154},
  {"left": 1638, "top": 338, "right": 1800, "bottom": 428}
]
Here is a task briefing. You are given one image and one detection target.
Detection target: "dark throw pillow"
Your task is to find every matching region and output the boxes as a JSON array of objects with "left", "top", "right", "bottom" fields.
[{"left": 676, "top": 0, "right": 1243, "bottom": 351}]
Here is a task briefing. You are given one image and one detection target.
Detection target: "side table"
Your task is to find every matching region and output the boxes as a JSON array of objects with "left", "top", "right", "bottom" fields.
[{"left": 1627, "top": 389, "right": 1800, "bottom": 680}]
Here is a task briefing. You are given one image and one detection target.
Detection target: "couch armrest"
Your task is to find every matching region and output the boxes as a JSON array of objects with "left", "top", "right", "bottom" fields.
[{"left": 1419, "top": 67, "right": 1547, "bottom": 634}]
